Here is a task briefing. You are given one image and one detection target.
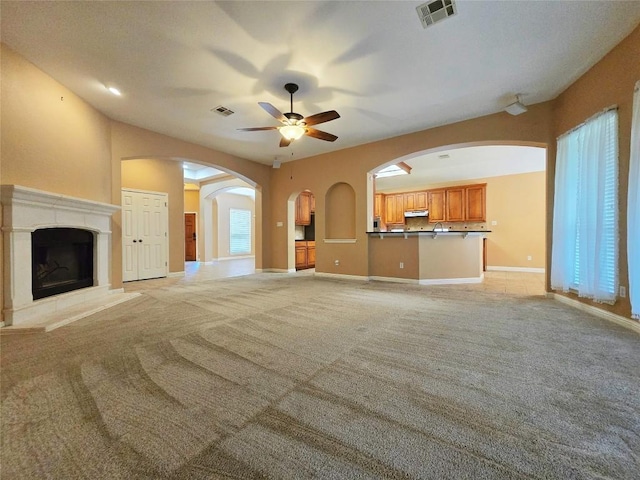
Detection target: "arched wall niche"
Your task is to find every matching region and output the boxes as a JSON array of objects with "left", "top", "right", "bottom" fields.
[{"left": 326, "top": 182, "right": 356, "bottom": 239}]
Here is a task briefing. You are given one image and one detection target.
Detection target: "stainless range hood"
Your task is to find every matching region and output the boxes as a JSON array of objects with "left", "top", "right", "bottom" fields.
[{"left": 404, "top": 210, "right": 429, "bottom": 218}]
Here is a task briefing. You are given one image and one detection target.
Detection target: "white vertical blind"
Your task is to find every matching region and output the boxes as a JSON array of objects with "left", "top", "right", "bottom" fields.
[
  {"left": 629, "top": 81, "right": 640, "bottom": 319},
  {"left": 229, "top": 208, "right": 251, "bottom": 255},
  {"left": 551, "top": 108, "right": 619, "bottom": 303}
]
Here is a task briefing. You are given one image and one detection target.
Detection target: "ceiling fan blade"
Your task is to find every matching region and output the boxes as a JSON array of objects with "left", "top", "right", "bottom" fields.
[
  {"left": 237, "top": 126, "right": 278, "bottom": 131},
  {"left": 305, "top": 127, "right": 338, "bottom": 142},
  {"left": 279, "top": 136, "right": 292, "bottom": 148},
  {"left": 303, "top": 110, "right": 340, "bottom": 126},
  {"left": 259, "top": 102, "right": 286, "bottom": 122}
]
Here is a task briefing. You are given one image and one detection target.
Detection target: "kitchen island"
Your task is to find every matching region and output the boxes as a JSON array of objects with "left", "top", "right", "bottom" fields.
[{"left": 368, "top": 230, "right": 490, "bottom": 284}]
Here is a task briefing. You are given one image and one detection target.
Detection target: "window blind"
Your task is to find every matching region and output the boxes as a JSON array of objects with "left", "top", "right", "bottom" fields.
[{"left": 229, "top": 208, "right": 251, "bottom": 255}]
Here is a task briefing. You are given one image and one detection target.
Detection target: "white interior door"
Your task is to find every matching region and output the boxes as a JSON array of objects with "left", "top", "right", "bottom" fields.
[{"left": 122, "top": 189, "right": 168, "bottom": 281}]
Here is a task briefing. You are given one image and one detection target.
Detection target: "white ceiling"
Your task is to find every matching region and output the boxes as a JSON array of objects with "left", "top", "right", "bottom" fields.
[
  {"left": 375, "top": 145, "right": 545, "bottom": 192},
  {"left": 2, "top": 1, "right": 640, "bottom": 166}
]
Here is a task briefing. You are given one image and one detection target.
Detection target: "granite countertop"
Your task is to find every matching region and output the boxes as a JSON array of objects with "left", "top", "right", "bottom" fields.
[{"left": 367, "top": 230, "right": 492, "bottom": 234}]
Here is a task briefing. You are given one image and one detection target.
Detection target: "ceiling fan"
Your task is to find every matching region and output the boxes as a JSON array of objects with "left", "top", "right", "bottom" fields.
[{"left": 238, "top": 83, "right": 340, "bottom": 147}]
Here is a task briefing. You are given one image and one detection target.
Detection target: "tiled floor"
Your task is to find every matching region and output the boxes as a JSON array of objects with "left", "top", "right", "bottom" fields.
[
  {"left": 476, "top": 270, "right": 545, "bottom": 296},
  {"left": 124, "top": 259, "right": 546, "bottom": 297}
]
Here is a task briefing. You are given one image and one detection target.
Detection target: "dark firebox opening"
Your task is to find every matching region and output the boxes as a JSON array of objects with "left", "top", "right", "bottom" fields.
[{"left": 32, "top": 228, "right": 94, "bottom": 300}]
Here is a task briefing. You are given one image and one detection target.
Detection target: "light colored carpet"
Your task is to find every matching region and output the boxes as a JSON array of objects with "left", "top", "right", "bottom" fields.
[{"left": 1, "top": 273, "right": 639, "bottom": 479}]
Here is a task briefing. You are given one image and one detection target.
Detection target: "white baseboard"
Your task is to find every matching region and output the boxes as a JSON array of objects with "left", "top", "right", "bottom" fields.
[
  {"left": 167, "top": 271, "right": 185, "bottom": 278},
  {"left": 487, "top": 266, "right": 545, "bottom": 273},
  {"left": 263, "top": 268, "right": 296, "bottom": 274},
  {"left": 548, "top": 293, "right": 640, "bottom": 335},
  {"left": 314, "top": 272, "right": 369, "bottom": 282},
  {"left": 369, "top": 276, "right": 419, "bottom": 284},
  {"left": 419, "top": 275, "right": 484, "bottom": 285}
]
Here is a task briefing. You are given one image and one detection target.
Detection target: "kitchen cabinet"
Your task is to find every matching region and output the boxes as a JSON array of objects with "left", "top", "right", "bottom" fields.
[
  {"left": 403, "top": 191, "right": 428, "bottom": 212},
  {"left": 415, "top": 191, "right": 427, "bottom": 210},
  {"left": 428, "top": 184, "right": 486, "bottom": 223},
  {"left": 445, "top": 188, "right": 465, "bottom": 222},
  {"left": 404, "top": 192, "right": 415, "bottom": 211},
  {"left": 307, "top": 241, "right": 316, "bottom": 267},
  {"left": 295, "top": 240, "right": 315, "bottom": 270},
  {"left": 374, "top": 193, "right": 384, "bottom": 218},
  {"left": 427, "top": 190, "right": 446, "bottom": 222},
  {"left": 295, "top": 191, "right": 313, "bottom": 226},
  {"left": 466, "top": 184, "right": 486, "bottom": 222},
  {"left": 384, "top": 193, "right": 405, "bottom": 225}
]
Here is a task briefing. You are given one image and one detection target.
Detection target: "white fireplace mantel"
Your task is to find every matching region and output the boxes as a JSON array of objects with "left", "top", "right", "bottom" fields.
[{"left": 1, "top": 185, "right": 120, "bottom": 326}]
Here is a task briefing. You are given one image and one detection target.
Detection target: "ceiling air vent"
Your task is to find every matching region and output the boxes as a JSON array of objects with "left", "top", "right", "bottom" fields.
[
  {"left": 417, "top": 0, "right": 457, "bottom": 29},
  {"left": 211, "top": 105, "right": 234, "bottom": 117}
]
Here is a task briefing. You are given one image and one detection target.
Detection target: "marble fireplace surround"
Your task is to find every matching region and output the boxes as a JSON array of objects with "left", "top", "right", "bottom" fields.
[{"left": 1, "top": 185, "right": 120, "bottom": 326}]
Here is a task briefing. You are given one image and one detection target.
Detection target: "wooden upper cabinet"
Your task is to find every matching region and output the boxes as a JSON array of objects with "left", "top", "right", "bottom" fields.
[
  {"left": 374, "top": 193, "right": 384, "bottom": 218},
  {"left": 295, "top": 192, "right": 312, "bottom": 226},
  {"left": 428, "top": 190, "right": 445, "bottom": 222},
  {"left": 404, "top": 192, "right": 415, "bottom": 211},
  {"left": 445, "top": 188, "right": 465, "bottom": 222},
  {"left": 415, "top": 191, "right": 427, "bottom": 210},
  {"left": 466, "top": 184, "right": 486, "bottom": 222},
  {"left": 384, "top": 193, "right": 404, "bottom": 224}
]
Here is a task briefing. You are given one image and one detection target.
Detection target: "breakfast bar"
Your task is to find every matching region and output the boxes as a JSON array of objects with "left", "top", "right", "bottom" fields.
[{"left": 368, "top": 230, "right": 490, "bottom": 284}]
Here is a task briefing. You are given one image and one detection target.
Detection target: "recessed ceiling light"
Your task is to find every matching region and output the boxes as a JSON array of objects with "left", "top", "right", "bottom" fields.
[{"left": 107, "top": 86, "right": 121, "bottom": 96}]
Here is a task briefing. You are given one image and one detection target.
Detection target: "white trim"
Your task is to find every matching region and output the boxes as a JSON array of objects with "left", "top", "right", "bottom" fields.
[
  {"left": 419, "top": 276, "right": 484, "bottom": 285},
  {"left": 487, "top": 266, "right": 545, "bottom": 273},
  {"left": 323, "top": 239, "right": 357, "bottom": 244},
  {"left": 263, "top": 268, "right": 296, "bottom": 274},
  {"left": 314, "top": 272, "right": 369, "bottom": 282},
  {"left": 369, "top": 276, "right": 419, "bottom": 284},
  {"left": 548, "top": 293, "right": 640, "bottom": 335},
  {"left": 167, "top": 271, "right": 185, "bottom": 278}
]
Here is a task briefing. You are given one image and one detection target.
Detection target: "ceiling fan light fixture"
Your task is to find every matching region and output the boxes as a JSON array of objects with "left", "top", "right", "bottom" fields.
[{"left": 280, "top": 125, "right": 305, "bottom": 140}]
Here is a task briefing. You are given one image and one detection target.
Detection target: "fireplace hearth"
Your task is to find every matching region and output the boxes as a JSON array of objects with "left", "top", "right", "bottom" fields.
[{"left": 32, "top": 228, "right": 94, "bottom": 300}]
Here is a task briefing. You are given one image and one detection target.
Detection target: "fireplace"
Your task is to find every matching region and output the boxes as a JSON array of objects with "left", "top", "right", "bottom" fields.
[
  {"left": 32, "top": 228, "right": 94, "bottom": 300},
  {"left": 2, "top": 185, "right": 120, "bottom": 326}
]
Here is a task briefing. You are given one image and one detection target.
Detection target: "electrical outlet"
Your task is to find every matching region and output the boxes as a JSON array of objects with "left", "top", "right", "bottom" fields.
[
  {"left": 491, "top": 220, "right": 498, "bottom": 226},
  {"left": 334, "top": 260, "right": 339, "bottom": 266},
  {"left": 527, "top": 255, "right": 532, "bottom": 261},
  {"left": 276, "top": 221, "right": 283, "bottom": 227},
  {"left": 620, "top": 286, "right": 626, "bottom": 298},
  {"left": 399, "top": 262, "right": 404, "bottom": 269}
]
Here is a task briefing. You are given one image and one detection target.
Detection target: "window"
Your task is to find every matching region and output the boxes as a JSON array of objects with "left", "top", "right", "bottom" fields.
[
  {"left": 551, "top": 108, "right": 618, "bottom": 303},
  {"left": 229, "top": 208, "right": 251, "bottom": 255}
]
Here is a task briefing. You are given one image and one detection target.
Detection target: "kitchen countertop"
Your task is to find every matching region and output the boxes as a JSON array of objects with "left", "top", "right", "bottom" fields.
[{"left": 367, "top": 230, "right": 491, "bottom": 235}]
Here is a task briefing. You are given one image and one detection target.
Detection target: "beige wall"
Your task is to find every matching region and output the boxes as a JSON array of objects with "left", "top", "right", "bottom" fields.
[
  {"left": 549, "top": 24, "right": 640, "bottom": 319},
  {"left": 121, "top": 159, "right": 185, "bottom": 274},
  {"left": 0, "top": 45, "right": 113, "bottom": 202},
  {"left": 184, "top": 189, "right": 200, "bottom": 213}
]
